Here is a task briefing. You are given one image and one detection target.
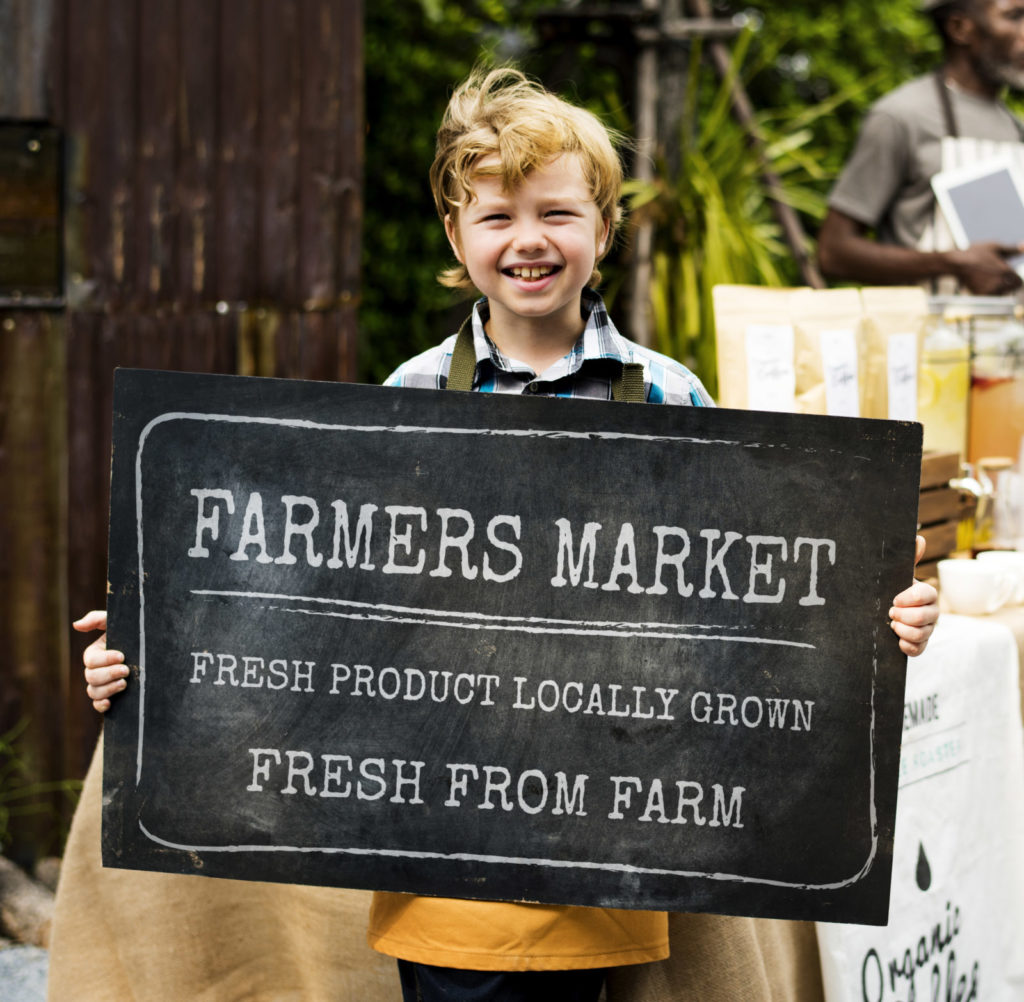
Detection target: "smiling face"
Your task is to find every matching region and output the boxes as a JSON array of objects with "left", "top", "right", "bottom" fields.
[{"left": 445, "top": 154, "right": 611, "bottom": 347}]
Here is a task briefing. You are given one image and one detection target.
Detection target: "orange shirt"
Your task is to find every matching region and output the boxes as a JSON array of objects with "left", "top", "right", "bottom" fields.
[{"left": 367, "top": 892, "right": 668, "bottom": 972}]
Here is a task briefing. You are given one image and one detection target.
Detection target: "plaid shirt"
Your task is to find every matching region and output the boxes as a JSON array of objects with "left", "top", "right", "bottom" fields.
[{"left": 384, "top": 289, "right": 713, "bottom": 407}]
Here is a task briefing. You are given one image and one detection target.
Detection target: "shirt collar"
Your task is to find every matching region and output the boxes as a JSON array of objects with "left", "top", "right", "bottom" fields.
[{"left": 468, "top": 289, "right": 634, "bottom": 379}]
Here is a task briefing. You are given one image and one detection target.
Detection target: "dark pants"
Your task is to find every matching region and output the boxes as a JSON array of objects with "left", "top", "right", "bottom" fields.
[{"left": 397, "top": 960, "right": 607, "bottom": 1002}]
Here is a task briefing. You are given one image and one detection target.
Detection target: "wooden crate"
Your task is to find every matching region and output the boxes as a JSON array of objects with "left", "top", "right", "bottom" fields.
[{"left": 917, "top": 451, "right": 966, "bottom": 582}]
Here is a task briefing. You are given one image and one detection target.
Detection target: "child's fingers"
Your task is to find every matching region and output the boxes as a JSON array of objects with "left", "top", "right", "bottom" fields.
[
  {"left": 889, "top": 615, "right": 934, "bottom": 642},
  {"left": 890, "top": 578, "right": 938, "bottom": 609},
  {"left": 888, "top": 574, "right": 938, "bottom": 657},
  {"left": 888, "top": 602, "right": 935, "bottom": 628},
  {"left": 85, "top": 668, "right": 128, "bottom": 705},
  {"left": 892, "top": 624, "right": 933, "bottom": 656},
  {"left": 889, "top": 611, "right": 936, "bottom": 657},
  {"left": 72, "top": 609, "right": 108, "bottom": 633},
  {"left": 83, "top": 632, "right": 128, "bottom": 714},
  {"left": 83, "top": 634, "right": 124, "bottom": 669}
]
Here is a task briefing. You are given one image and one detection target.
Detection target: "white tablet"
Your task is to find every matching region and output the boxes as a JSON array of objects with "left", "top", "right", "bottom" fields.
[{"left": 932, "top": 155, "right": 1024, "bottom": 272}]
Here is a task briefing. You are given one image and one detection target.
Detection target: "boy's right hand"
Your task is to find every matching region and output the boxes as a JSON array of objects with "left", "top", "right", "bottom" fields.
[{"left": 73, "top": 610, "right": 128, "bottom": 713}]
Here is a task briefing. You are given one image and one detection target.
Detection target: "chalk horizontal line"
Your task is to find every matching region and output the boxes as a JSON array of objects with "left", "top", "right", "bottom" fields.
[
  {"left": 137, "top": 820, "right": 865, "bottom": 891},
  {"left": 139, "top": 410, "right": 744, "bottom": 448},
  {"left": 190, "top": 589, "right": 816, "bottom": 649}
]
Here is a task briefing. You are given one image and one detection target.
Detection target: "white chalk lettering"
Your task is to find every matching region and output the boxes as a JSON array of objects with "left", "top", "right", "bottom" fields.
[
  {"left": 512, "top": 676, "right": 677, "bottom": 720},
  {"left": 795, "top": 537, "right": 836, "bottom": 606},
  {"left": 185, "top": 488, "right": 836, "bottom": 606},
  {"left": 329, "top": 662, "right": 499, "bottom": 706},
  {"left": 275, "top": 495, "right": 323, "bottom": 567},
  {"left": 548, "top": 519, "right": 836, "bottom": 607},
  {"left": 246, "top": 748, "right": 424, "bottom": 803},
  {"left": 482, "top": 514, "right": 523, "bottom": 583},
  {"left": 197, "top": 653, "right": 315, "bottom": 692},
  {"left": 609, "top": 776, "right": 744, "bottom": 827},
  {"left": 230, "top": 491, "right": 273, "bottom": 563},
  {"left": 444, "top": 763, "right": 590, "bottom": 817},
  {"left": 429, "top": 508, "right": 478, "bottom": 580},
  {"left": 743, "top": 535, "right": 787, "bottom": 604},
  {"left": 691, "top": 690, "right": 813, "bottom": 731},
  {"left": 326, "top": 501, "right": 378, "bottom": 570},
  {"left": 601, "top": 522, "right": 646, "bottom": 594},
  {"left": 698, "top": 530, "right": 742, "bottom": 600},
  {"left": 550, "top": 518, "right": 601, "bottom": 588},
  {"left": 188, "top": 489, "right": 235, "bottom": 557},
  {"left": 192, "top": 489, "right": 519, "bottom": 584},
  {"left": 382, "top": 505, "right": 427, "bottom": 574},
  {"left": 645, "top": 527, "right": 693, "bottom": 597}
]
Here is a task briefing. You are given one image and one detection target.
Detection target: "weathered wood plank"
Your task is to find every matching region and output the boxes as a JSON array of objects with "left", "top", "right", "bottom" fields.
[
  {"left": 64, "top": 312, "right": 107, "bottom": 777},
  {"left": 64, "top": 0, "right": 140, "bottom": 310},
  {"left": 0, "top": 0, "right": 57, "bottom": 118},
  {"left": 0, "top": 311, "right": 70, "bottom": 859},
  {"left": 135, "top": 0, "right": 179, "bottom": 305},
  {"left": 259, "top": 0, "right": 302, "bottom": 303},
  {"left": 177, "top": 0, "right": 219, "bottom": 307},
  {"left": 298, "top": 0, "right": 344, "bottom": 310},
  {"left": 4, "top": 0, "right": 365, "bottom": 823},
  {"left": 217, "top": 0, "right": 260, "bottom": 303},
  {"left": 336, "top": 0, "right": 364, "bottom": 311}
]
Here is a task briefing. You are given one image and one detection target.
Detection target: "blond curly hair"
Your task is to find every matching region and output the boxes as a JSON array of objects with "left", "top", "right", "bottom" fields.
[{"left": 430, "top": 66, "right": 626, "bottom": 290}]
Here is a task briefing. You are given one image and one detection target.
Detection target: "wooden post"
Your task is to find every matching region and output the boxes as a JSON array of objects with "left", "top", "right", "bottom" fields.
[
  {"left": 627, "top": 0, "right": 660, "bottom": 348},
  {"left": 684, "top": 0, "right": 824, "bottom": 289}
]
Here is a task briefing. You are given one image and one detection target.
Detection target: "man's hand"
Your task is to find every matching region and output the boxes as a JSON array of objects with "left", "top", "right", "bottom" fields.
[
  {"left": 947, "top": 242, "right": 1024, "bottom": 296},
  {"left": 74, "top": 610, "right": 128, "bottom": 713}
]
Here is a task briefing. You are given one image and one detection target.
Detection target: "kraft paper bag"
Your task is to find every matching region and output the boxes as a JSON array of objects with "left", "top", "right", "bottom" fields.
[
  {"left": 789, "top": 287, "right": 865, "bottom": 417},
  {"left": 712, "top": 285, "right": 805, "bottom": 411},
  {"left": 858, "top": 286, "right": 929, "bottom": 422},
  {"left": 713, "top": 285, "right": 928, "bottom": 420},
  {"left": 815, "top": 615, "right": 1024, "bottom": 1002}
]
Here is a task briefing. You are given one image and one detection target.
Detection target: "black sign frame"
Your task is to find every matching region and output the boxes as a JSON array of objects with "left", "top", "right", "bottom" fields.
[{"left": 103, "top": 368, "right": 922, "bottom": 926}]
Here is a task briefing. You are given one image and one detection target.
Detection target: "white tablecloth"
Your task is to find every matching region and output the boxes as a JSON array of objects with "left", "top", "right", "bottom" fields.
[{"left": 817, "top": 614, "right": 1024, "bottom": 1001}]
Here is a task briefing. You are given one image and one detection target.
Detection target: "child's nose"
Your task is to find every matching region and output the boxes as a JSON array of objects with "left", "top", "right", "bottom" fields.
[{"left": 511, "top": 221, "right": 547, "bottom": 252}]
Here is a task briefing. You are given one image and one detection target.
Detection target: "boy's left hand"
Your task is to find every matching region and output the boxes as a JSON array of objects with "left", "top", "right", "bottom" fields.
[{"left": 889, "top": 535, "right": 939, "bottom": 657}]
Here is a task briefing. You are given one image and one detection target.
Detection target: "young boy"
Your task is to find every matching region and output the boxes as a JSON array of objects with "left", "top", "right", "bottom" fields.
[{"left": 80, "top": 66, "right": 939, "bottom": 1002}]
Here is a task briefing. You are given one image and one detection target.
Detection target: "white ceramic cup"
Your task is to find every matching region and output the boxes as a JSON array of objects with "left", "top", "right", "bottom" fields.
[
  {"left": 976, "top": 550, "right": 1024, "bottom": 604},
  {"left": 937, "top": 558, "right": 1016, "bottom": 616}
]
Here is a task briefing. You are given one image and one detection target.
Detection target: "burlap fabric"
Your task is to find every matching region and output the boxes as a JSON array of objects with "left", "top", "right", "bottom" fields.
[
  {"left": 48, "top": 735, "right": 825, "bottom": 1001},
  {"left": 606, "top": 913, "right": 824, "bottom": 1002},
  {"left": 46, "top": 734, "right": 398, "bottom": 1002}
]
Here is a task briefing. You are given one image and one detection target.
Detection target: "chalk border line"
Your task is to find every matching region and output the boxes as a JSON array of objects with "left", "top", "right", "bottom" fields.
[{"left": 131, "top": 411, "right": 881, "bottom": 893}]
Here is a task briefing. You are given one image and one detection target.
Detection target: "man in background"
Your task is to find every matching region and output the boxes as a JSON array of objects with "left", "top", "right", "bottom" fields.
[{"left": 817, "top": 0, "right": 1024, "bottom": 295}]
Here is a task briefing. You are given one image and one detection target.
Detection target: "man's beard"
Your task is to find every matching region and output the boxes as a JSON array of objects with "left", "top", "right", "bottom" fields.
[
  {"left": 990, "top": 58, "right": 1024, "bottom": 89},
  {"left": 973, "top": 47, "right": 1024, "bottom": 90}
]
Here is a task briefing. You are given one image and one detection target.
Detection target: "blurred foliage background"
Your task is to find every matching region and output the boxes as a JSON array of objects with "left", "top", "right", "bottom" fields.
[{"left": 359, "top": 0, "right": 963, "bottom": 390}]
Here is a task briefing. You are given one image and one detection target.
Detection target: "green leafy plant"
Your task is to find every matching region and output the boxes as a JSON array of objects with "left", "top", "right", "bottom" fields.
[
  {"left": 622, "top": 30, "right": 864, "bottom": 397},
  {"left": 0, "top": 720, "right": 82, "bottom": 855}
]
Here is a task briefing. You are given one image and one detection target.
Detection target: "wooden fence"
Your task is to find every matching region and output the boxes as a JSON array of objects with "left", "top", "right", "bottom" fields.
[{"left": 0, "top": 0, "right": 363, "bottom": 861}]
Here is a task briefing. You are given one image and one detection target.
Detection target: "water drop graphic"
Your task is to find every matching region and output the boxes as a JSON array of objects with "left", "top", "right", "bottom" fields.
[{"left": 916, "top": 842, "right": 932, "bottom": 891}]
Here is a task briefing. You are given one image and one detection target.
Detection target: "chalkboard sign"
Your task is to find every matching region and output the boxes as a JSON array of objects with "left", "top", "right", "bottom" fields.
[{"left": 103, "top": 368, "right": 922, "bottom": 926}]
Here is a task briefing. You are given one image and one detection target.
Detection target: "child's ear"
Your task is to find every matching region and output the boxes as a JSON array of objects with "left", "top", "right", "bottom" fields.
[
  {"left": 444, "top": 214, "right": 465, "bottom": 264},
  {"left": 597, "top": 218, "right": 611, "bottom": 256}
]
